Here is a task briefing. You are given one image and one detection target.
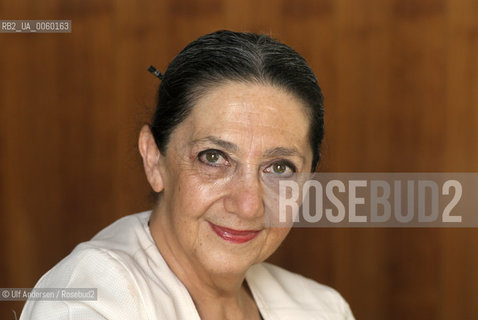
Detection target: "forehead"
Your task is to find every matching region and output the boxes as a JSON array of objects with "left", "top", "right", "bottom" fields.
[{"left": 175, "top": 81, "right": 311, "bottom": 155}]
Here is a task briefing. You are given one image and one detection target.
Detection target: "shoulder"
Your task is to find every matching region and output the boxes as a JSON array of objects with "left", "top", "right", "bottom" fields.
[
  {"left": 40, "top": 211, "right": 155, "bottom": 287},
  {"left": 21, "top": 245, "right": 152, "bottom": 319},
  {"left": 21, "top": 211, "right": 170, "bottom": 320},
  {"left": 246, "top": 262, "right": 354, "bottom": 319}
]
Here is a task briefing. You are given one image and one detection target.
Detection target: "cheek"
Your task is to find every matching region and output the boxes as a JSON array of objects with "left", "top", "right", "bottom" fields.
[
  {"left": 269, "top": 227, "right": 291, "bottom": 243},
  {"left": 166, "top": 176, "right": 219, "bottom": 253},
  {"left": 170, "top": 171, "right": 224, "bottom": 220},
  {"left": 262, "top": 227, "right": 291, "bottom": 257}
]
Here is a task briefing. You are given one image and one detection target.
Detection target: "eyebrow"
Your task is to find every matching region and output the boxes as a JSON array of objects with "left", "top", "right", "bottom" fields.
[
  {"left": 263, "top": 147, "right": 305, "bottom": 162},
  {"left": 191, "top": 136, "right": 305, "bottom": 163},
  {"left": 191, "top": 136, "right": 239, "bottom": 153}
]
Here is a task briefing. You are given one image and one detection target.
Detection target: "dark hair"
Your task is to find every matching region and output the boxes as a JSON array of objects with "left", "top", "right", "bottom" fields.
[{"left": 151, "top": 30, "right": 324, "bottom": 171}]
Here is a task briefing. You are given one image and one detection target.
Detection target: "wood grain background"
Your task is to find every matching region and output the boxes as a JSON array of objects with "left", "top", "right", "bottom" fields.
[{"left": 1, "top": 0, "right": 477, "bottom": 319}]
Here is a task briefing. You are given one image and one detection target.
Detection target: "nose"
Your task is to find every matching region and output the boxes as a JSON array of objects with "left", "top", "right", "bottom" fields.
[{"left": 223, "top": 168, "right": 265, "bottom": 220}]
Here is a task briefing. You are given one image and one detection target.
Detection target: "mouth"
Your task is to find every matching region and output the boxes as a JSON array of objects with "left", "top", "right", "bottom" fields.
[{"left": 208, "top": 222, "right": 262, "bottom": 244}]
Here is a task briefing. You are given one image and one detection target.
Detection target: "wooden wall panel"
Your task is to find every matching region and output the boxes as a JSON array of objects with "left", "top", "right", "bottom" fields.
[{"left": 0, "top": 0, "right": 477, "bottom": 319}]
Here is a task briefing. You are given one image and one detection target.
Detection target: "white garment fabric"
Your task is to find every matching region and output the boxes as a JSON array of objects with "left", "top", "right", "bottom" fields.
[{"left": 21, "top": 211, "right": 354, "bottom": 319}]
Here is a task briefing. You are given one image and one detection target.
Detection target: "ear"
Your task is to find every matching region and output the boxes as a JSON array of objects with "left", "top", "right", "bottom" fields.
[{"left": 138, "top": 125, "right": 164, "bottom": 193}]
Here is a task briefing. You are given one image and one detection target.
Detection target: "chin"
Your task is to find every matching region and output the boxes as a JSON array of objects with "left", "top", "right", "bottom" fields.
[{"left": 198, "top": 247, "right": 261, "bottom": 276}]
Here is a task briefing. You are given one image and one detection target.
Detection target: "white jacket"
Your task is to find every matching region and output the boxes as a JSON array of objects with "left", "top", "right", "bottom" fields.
[{"left": 21, "top": 211, "right": 354, "bottom": 319}]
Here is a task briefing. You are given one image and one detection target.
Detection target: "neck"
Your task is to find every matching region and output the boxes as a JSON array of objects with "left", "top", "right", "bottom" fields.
[{"left": 149, "top": 208, "right": 260, "bottom": 319}]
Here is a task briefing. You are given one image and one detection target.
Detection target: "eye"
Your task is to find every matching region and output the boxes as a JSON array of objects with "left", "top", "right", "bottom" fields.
[
  {"left": 198, "top": 149, "right": 229, "bottom": 167},
  {"left": 264, "top": 161, "right": 296, "bottom": 177}
]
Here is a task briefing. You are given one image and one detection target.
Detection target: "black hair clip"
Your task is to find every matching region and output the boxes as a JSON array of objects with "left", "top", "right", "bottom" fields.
[{"left": 148, "top": 65, "right": 163, "bottom": 80}]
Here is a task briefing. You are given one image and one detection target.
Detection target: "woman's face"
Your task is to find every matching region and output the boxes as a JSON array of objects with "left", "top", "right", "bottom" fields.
[{"left": 149, "top": 81, "right": 313, "bottom": 276}]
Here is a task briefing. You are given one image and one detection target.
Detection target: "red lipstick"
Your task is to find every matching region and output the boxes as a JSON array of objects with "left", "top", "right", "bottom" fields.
[{"left": 208, "top": 222, "right": 261, "bottom": 244}]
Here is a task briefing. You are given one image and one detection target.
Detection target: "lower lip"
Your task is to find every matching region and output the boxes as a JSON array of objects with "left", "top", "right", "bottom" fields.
[{"left": 208, "top": 222, "right": 261, "bottom": 244}]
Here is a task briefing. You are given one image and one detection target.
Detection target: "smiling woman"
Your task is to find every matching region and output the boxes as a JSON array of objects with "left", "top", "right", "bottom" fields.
[{"left": 20, "top": 30, "right": 354, "bottom": 320}]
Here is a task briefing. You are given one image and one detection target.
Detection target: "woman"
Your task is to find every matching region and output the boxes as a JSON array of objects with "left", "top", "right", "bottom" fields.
[{"left": 21, "top": 30, "right": 354, "bottom": 319}]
